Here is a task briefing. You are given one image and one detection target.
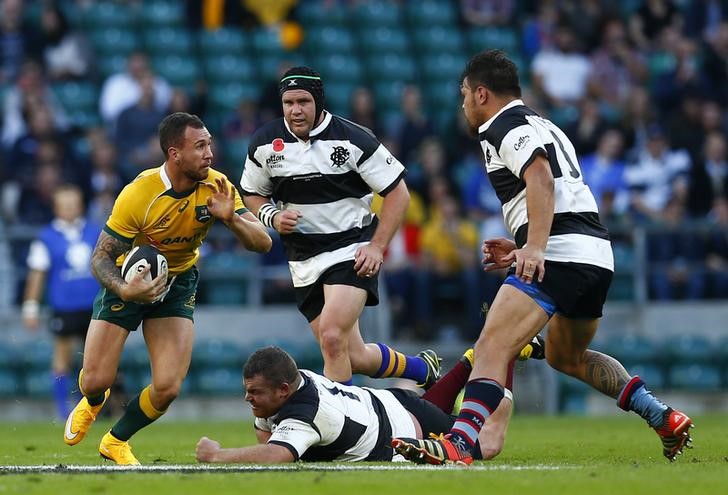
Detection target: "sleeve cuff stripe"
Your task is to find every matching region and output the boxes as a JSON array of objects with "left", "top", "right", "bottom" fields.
[
  {"left": 103, "top": 225, "right": 135, "bottom": 242},
  {"left": 268, "top": 441, "right": 300, "bottom": 461}
]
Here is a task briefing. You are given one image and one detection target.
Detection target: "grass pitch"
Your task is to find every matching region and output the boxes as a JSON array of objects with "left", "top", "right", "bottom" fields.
[{"left": 0, "top": 414, "right": 725, "bottom": 495}]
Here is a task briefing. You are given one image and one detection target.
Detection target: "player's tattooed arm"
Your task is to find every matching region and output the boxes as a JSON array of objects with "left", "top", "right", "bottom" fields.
[
  {"left": 583, "top": 350, "right": 631, "bottom": 398},
  {"left": 91, "top": 231, "right": 132, "bottom": 296}
]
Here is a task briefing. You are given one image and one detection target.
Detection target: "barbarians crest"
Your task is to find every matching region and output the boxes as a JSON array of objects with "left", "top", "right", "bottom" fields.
[
  {"left": 330, "top": 146, "right": 350, "bottom": 168},
  {"left": 485, "top": 148, "right": 492, "bottom": 166}
]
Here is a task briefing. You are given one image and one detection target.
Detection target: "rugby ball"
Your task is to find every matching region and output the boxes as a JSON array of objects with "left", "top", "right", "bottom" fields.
[{"left": 121, "top": 245, "right": 168, "bottom": 283}]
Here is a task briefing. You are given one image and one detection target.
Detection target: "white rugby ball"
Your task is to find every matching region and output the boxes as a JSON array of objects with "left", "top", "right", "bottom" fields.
[{"left": 121, "top": 245, "right": 168, "bottom": 282}]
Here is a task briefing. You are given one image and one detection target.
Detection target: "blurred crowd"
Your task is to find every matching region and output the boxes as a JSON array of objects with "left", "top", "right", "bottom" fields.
[{"left": 1, "top": 0, "right": 727, "bottom": 340}]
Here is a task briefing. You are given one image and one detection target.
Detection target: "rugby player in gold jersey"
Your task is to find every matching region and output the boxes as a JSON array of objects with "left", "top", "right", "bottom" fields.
[{"left": 63, "top": 112, "right": 271, "bottom": 464}]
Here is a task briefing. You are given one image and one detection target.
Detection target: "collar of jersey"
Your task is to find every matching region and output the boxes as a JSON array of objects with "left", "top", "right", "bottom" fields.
[
  {"left": 283, "top": 110, "right": 332, "bottom": 142},
  {"left": 159, "top": 162, "right": 199, "bottom": 199},
  {"left": 478, "top": 98, "right": 525, "bottom": 134}
]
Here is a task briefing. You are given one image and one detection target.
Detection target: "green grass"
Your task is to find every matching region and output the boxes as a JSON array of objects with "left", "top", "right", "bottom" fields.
[{"left": 0, "top": 415, "right": 725, "bottom": 495}]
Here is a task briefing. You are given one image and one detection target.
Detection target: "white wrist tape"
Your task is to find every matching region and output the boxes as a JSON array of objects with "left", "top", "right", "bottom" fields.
[
  {"left": 257, "top": 203, "right": 280, "bottom": 229},
  {"left": 22, "top": 300, "right": 40, "bottom": 319},
  {"left": 504, "top": 388, "right": 513, "bottom": 403}
]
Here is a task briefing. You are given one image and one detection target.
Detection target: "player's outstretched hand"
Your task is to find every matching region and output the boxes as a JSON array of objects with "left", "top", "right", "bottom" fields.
[
  {"left": 120, "top": 265, "right": 168, "bottom": 304},
  {"left": 482, "top": 237, "right": 517, "bottom": 272},
  {"left": 207, "top": 178, "right": 235, "bottom": 223},
  {"left": 196, "top": 436, "right": 221, "bottom": 463}
]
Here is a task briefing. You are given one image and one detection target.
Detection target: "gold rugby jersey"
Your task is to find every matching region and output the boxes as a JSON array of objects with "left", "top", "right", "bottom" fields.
[{"left": 104, "top": 165, "right": 246, "bottom": 275}]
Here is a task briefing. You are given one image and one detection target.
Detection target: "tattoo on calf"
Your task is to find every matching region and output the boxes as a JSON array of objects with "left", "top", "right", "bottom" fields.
[
  {"left": 91, "top": 231, "right": 132, "bottom": 294},
  {"left": 584, "top": 350, "right": 631, "bottom": 398}
]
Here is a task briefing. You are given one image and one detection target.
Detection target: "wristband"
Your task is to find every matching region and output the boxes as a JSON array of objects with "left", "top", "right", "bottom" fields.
[
  {"left": 258, "top": 203, "right": 280, "bottom": 229},
  {"left": 503, "top": 388, "right": 513, "bottom": 404},
  {"left": 22, "top": 300, "right": 40, "bottom": 319}
]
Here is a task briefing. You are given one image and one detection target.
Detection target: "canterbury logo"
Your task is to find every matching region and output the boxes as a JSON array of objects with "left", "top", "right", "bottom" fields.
[
  {"left": 287, "top": 79, "right": 297, "bottom": 86},
  {"left": 110, "top": 303, "right": 125, "bottom": 312}
]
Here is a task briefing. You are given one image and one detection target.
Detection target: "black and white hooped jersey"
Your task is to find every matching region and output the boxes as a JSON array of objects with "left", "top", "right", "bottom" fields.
[
  {"left": 240, "top": 112, "right": 405, "bottom": 287},
  {"left": 478, "top": 99, "right": 614, "bottom": 271},
  {"left": 254, "top": 370, "right": 417, "bottom": 462}
]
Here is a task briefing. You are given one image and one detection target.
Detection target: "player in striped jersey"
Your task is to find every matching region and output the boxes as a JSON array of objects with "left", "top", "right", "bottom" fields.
[
  {"left": 195, "top": 346, "right": 513, "bottom": 463},
  {"left": 241, "top": 67, "right": 440, "bottom": 388},
  {"left": 394, "top": 50, "right": 692, "bottom": 465}
]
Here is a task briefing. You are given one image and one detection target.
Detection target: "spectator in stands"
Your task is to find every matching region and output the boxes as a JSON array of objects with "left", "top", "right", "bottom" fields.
[
  {"left": 647, "top": 197, "right": 706, "bottom": 300},
  {"left": 395, "top": 85, "right": 435, "bottom": 165},
  {"left": 626, "top": 125, "right": 691, "bottom": 221},
  {"left": 17, "top": 159, "right": 62, "bottom": 225},
  {"left": 459, "top": 0, "right": 515, "bottom": 27},
  {"left": 588, "top": 17, "right": 648, "bottom": 112},
  {"left": 668, "top": 90, "right": 705, "bottom": 158},
  {"left": 531, "top": 23, "right": 592, "bottom": 112},
  {"left": 521, "top": 0, "right": 559, "bottom": 59},
  {"left": 684, "top": 0, "right": 728, "bottom": 39},
  {"left": 705, "top": 197, "right": 728, "bottom": 298},
  {"left": 1, "top": 59, "right": 69, "bottom": 148},
  {"left": 688, "top": 131, "right": 728, "bottom": 216},
  {"left": 0, "top": 0, "right": 40, "bottom": 84},
  {"left": 113, "top": 72, "right": 166, "bottom": 181},
  {"left": 86, "top": 136, "right": 122, "bottom": 226},
  {"left": 417, "top": 194, "right": 480, "bottom": 339},
  {"left": 38, "top": 2, "right": 93, "bottom": 81},
  {"left": 620, "top": 86, "right": 658, "bottom": 159},
  {"left": 348, "top": 86, "right": 382, "bottom": 138},
  {"left": 629, "top": 0, "right": 683, "bottom": 51},
  {"left": 580, "top": 129, "right": 629, "bottom": 214},
  {"left": 650, "top": 27, "right": 702, "bottom": 113},
  {"left": 564, "top": 97, "right": 609, "bottom": 156},
  {"left": 22, "top": 184, "right": 100, "bottom": 419},
  {"left": 407, "top": 137, "right": 451, "bottom": 201},
  {"left": 222, "top": 98, "right": 262, "bottom": 141},
  {"left": 99, "top": 51, "right": 172, "bottom": 126},
  {"left": 701, "top": 21, "right": 728, "bottom": 105}
]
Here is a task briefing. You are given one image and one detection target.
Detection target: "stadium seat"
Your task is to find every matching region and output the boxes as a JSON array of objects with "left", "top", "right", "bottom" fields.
[
  {"left": 558, "top": 375, "right": 591, "bottom": 414},
  {"left": 357, "top": 27, "right": 411, "bottom": 54},
  {"left": 24, "top": 369, "right": 52, "bottom": 396},
  {"left": 143, "top": 28, "right": 195, "bottom": 55},
  {"left": 138, "top": 1, "right": 185, "bottom": 28},
  {"left": 21, "top": 341, "right": 54, "bottom": 370},
  {"left": 198, "top": 251, "right": 252, "bottom": 304},
  {"left": 97, "top": 54, "right": 128, "bottom": 80},
  {"left": 411, "top": 27, "right": 465, "bottom": 54},
  {"left": 152, "top": 56, "right": 201, "bottom": 93},
  {"left": 67, "top": 110, "right": 101, "bottom": 129},
  {"left": 602, "top": 334, "right": 660, "bottom": 367},
  {"left": 0, "top": 369, "right": 20, "bottom": 397},
  {"left": 221, "top": 137, "right": 251, "bottom": 177},
  {"left": 418, "top": 53, "right": 467, "bottom": 83},
  {"left": 193, "top": 339, "right": 245, "bottom": 368},
  {"left": 468, "top": 27, "right": 520, "bottom": 54},
  {"left": 322, "top": 82, "right": 357, "bottom": 116},
  {"left": 304, "top": 26, "right": 357, "bottom": 55},
  {"left": 296, "top": 0, "right": 350, "bottom": 27},
  {"left": 311, "top": 54, "right": 364, "bottom": 84},
  {"left": 195, "top": 367, "right": 242, "bottom": 395},
  {"left": 251, "top": 27, "right": 286, "bottom": 55},
  {"left": 88, "top": 28, "right": 140, "bottom": 56},
  {"left": 372, "top": 80, "right": 406, "bottom": 110},
  {"left": 405, "top": 0, "right": 458, "bottom": 27},
  {"left": 119, "top": 342, "right": 149, "bottom": 375},
  {"left": 78, "top": 2, "right": 135, "bottom": 30},
  {"left": 668, "top": 363, "right": 722, "bottom": 390},
  {"left": 197, "top": 28, "right": 248, "bottom": 56},
  {"left": 202, "top": 55, "right": 256, "bottom": 84},
  {"left": 351, "top": 1, "right": 403, "bottom": 28},
  {"left": 52, "top": 81, "right": 98, "bottom": 113},
  {"left": 365, "top": 54, "right": 417, "bottom": 82},
  {"left": 628, "top": 364, "right": 666, "bottom": 389},
  {"left": 608, "top": 273, "right": 635, "bottom": 301},
  {"left": 208, "top": 82, "right": 261, "bottom": 112},
  {"left": 663, "top": 335, "right": 714, "bottom": 364}
]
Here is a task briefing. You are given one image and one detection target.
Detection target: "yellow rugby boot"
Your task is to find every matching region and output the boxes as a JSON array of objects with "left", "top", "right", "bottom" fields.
[
  {"left": 99, "top": 431, "right": 140, "bottom": 465},
  {"left": 64, "top": 389, "right": 110, "bottom": 446}
]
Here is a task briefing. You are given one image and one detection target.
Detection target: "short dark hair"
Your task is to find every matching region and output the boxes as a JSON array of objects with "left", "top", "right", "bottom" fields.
[
  {"left": 461, "top": 49, "right": 521, "bottom": 98},
  {"left": 243, "top": 346, "right": 299, "bottom": 386},
  {"left": 158, "top": 112, "right": 205, "bottom": 158}
]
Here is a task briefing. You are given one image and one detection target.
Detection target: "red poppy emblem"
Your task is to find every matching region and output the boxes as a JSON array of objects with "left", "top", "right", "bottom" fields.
[{"left": 272, "top": 138, "right": 285, "bottom": 152}]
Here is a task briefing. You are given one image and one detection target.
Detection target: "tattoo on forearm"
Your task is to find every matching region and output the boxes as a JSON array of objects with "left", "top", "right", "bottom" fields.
[
  {"left": 91, "top": 231, "right": 132, "bottom": 294},
  {"left": 583, "top": 350, "right": 631, "bottom": 398}
]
